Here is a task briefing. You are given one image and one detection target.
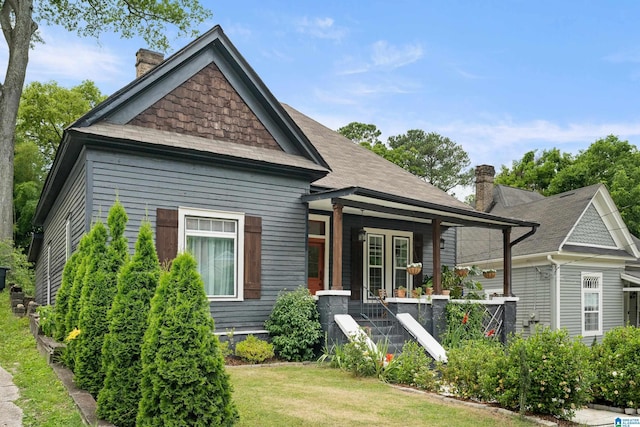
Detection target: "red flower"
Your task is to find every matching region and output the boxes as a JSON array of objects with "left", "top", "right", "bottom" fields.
[
  {"left": 462, "top": 313, "right": 469, "bottom": 324},
  {"left": 386, "top": 353, "right": 394, "bottom": 363},
  {"left": 487, "top": 329, "right": 496, "bottom": 337}
]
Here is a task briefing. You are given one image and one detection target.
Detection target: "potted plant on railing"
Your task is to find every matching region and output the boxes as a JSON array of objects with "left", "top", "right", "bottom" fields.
[
  {"left": 406, "top": 262, "right": 422, "bottom": 275},
  {"left": 482, "top": 269, "right": 497, "bottom": 279},
  {"left": 395, "top": 286, "right": 407, "bottom": 298},
  {"left": 412, "top": 286, "right": 423, "bottom": 298}
]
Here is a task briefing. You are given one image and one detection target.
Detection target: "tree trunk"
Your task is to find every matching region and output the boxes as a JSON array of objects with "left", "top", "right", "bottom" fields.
[{"left": 0, "top": 0, "right": 36, "bottom": 241}]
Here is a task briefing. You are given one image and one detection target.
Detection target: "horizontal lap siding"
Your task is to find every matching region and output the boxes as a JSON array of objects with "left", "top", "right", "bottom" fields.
[
  {"left": 559, "top": 264, "right": 624, "bottom": 343},
  {"left": 88, "top": 149, "right": 309, "bottom": 331},
  {"left": 509, "top": 266, "right": 552, "bottom": 337},
  {"left": 36, "top": 158, "right": 87, "bottom": 305}
]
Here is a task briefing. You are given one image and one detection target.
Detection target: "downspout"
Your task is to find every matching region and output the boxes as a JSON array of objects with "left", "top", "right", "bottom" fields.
[{"left": 547, "top": 255, "right": 560, "bottom": 330}]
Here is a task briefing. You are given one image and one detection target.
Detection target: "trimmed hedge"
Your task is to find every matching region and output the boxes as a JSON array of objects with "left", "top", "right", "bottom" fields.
[{"left": 137, "top": 253, "right": 238, "bottom": 426}]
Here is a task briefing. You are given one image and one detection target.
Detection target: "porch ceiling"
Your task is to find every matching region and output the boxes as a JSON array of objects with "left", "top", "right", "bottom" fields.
[{"left": 303, "top": 187, "right": 539, "bottom": 230}]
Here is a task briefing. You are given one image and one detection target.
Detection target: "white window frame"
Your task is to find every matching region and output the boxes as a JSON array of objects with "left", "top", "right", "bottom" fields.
[
  {"left": 363, "top": 228, "right": 413, "bottom": 300},
  {"left": 178, "top": 207, "right": 245, "bottom": 301},
  {"left": 581, "top": 272, "right": 603, "bottom": 336},
  {"left": 65, "top": 214, "right": 72, "bottom": 262},
  {"left": 392, "top": 236, "right": 410, "bottom": 290},
  {"left": 46, "top": 243, "right": 51, "bottom": 305}
]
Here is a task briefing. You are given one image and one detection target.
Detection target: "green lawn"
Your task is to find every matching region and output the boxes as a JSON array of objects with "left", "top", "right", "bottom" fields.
[
  {"left": 229, "top": 364, "right": 538, "bottom": 427},
  {"left": 0, "top": 291, "right": 84, "bottom": 427}
]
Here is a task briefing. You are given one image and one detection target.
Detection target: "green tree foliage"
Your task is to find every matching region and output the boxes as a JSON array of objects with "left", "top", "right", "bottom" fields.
[
  {"left": 98, "top": 222, "right": 160, "bottom": 427},
  {"left": 264, "top": 287, "right": 323, "bottom": 361},
  {"left": 387, "top": 130, "right": 474, "bottom": 192},
  {"left": 0, "top": 0, "right": 211, "bottom": 242},
  {"left": 12, "top": 81, "right": 106, "bottom": 248},
  {"left": 52, "top": 233, "right": 90, "bottom": 342},
  {"left": 75, "top": 202, "right": 129, "bottom": 396},
  {"left": 337, "top": 122, "right": 382, "bottom": 147},
  {"left": 74, "top": 220, "right": 109, "bottom": 395},
  {"left": 495, "top": 148, "right": 574, "bottom": 195},
  {"left": 496, "top": 135, "right": 640, "bottom": 236},
  {"left": 0, "top": 239, "right": 35, "bottom": 295},
  {"left": 138, "top": 252, "right": 238, "bottom": 426}
]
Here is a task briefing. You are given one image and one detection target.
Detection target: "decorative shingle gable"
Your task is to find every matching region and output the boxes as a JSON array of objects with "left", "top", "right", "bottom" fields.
[{"left": 128, "top": 63, "right": 281, "bottom": 150}]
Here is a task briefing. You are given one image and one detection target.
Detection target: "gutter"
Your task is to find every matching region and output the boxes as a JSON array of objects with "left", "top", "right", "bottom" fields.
[{"left": 547, "top": 255, "right": 560, "bottom": 330}]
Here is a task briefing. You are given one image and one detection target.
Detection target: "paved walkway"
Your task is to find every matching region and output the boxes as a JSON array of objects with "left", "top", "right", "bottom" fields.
[
  {"left": 0, "top": 366, "right": 23, "bottom": 427},
  {"left": 573, "top": 407, "right": 640, "bottom": 426}
]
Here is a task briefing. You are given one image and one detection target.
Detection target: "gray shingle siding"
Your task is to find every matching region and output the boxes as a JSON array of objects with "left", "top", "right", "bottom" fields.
[
  {"left": 35, "top": 156, "right": 87, "bottom": 305},
  {"left": 567, "top": 204, "right": 616, "bottom": 247},
  {"left": 87, "top": 149, "right": 310, "bottom": 331}
]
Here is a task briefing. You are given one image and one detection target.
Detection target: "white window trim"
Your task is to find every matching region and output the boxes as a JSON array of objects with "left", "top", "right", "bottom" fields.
[
  {"left": 309, "top": 214, "right": 330, "bottom": 292},
  {"left": 581, "top": 272, "right": 603, "bottom": 336},
  {"left": 46, "top": 243, "right": 51, "bottom": 306},
  {"left": 65, "top": 214, "right": 72, "bottom": 262},
  {"left": 363, "top": 228, "right": 413, "bottom": 300},
  {"left": 178, "top": 207, "right": 245, "bottom": 302}
]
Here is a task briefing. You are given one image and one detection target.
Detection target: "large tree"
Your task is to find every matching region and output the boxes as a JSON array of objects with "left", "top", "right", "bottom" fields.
[
  {"left": 0, "top": 0, "right": 212, "bottom": 241},
  {"left": 387, "top": 130, "right": 474, "bottom": 192},
  {"left": 495, "top": 148, "right": 574, "bottom": 196},
  {"left": 337, "top": 122, "right": 382, "bottom": 147},
  {"left": 13, "top": 80, "right": 106, "bottom": 247}
]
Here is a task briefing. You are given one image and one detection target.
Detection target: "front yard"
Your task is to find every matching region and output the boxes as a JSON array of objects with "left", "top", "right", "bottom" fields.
[{"left": 229, "top": 364, "right": 538, "bottom": 427}]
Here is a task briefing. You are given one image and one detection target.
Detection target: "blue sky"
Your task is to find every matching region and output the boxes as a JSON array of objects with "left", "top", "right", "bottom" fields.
[{"left": 3, "top": 1, "right": 640, "bottom": 198}]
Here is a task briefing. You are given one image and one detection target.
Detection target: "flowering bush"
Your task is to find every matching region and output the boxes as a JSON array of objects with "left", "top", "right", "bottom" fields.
[
  {"left": 591, "top": 326, "right": 640, "bottom": 408},
  {"left": 483, "top": 326, "right": 593, "bottom": 419},
  {"left": 442, "top": 303, "right": 488, "bottom": 348},
  {"left": 387, "top": 341, "right": 439, "bottom": 391},
  {"left": 442, "top": 339, "right": 503, "bottom": 400}
]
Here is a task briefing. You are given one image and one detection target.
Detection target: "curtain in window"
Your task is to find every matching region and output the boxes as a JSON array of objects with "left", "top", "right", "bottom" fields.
[{"left": 187, "top": 236, "right": 235, "bottom": 296}]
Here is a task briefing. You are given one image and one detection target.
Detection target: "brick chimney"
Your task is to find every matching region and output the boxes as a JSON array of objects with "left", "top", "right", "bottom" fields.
[
  {"left": 475, "top": 164, "right": 495, "bottom": 212},
  {"left": 135, "top": 49, "right": 164, "bottom": 78}
]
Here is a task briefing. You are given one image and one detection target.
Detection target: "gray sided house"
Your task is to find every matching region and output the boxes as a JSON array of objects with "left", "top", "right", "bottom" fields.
[
  {"left": 30, "top": 26, "right": 538, "bottom": 337},
  {"left": 459, "top": 165, "right": 640, "bottom": 342}
]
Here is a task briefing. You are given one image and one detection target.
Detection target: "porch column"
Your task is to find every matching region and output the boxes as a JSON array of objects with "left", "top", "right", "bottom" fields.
[
  {"left": 331, "top": 203, "right": 343, "bottom": 290},
  {"left": 432, "top": 218, "right": 442, "bottom": 295},
  {"left": 503, "top": 228, "right": 511, "bottom": 296}
]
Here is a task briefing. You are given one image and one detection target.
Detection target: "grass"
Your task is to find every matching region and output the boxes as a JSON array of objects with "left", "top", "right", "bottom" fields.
[
  {"left": 229, "top": 364, "right": 538, "bottom": 427},
  {"left": 0, "top": 291, "right": 84, "bottom": 427}
]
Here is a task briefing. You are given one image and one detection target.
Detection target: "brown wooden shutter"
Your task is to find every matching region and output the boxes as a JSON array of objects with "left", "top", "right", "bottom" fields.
[
  {"left": 156, "top": 208, "right": 178, "bottom": 266},
  {"left": 413, "top": 233, "right": 424, "bottom": 289},
  {"left": 350, "top": 228, "right": 363, "bottom": 300},
  {"left": 244, "top": 215, "right": 262, "bottom": 299}
]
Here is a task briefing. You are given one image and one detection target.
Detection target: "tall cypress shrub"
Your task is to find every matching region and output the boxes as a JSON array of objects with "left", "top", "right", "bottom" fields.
[
  {"left": 97, "top": 222, "right": 160, "bottom": 427},
  {"left": 137, "top": 253, "right": 238, "bottom": 426},
  {"left": 75, "top": 201, "right": 128, "bottom": 396},
  {"left": 74, "top": 220, "right": 109, "bottom": 394},
  {"left": 53, "top": 233, "right": 89, "bottom": 342},
  {"left": 63, "top": 228, "right": 94, "bottom": 370}
]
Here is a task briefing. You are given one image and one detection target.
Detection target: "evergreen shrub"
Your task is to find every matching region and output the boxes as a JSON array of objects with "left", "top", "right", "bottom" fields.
[
  {"left": 97, "top": 222, "right": 160, "bottom": 427},
  {"left": 264, "top": 286, "right": 322, "bottom": 361},
  {"left": 137, "top": 253, "right": 238, "bottom": 426}
]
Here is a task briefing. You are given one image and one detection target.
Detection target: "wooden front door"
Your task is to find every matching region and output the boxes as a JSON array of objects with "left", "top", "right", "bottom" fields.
[{"left": 307, "top": 239, "right": 325, "bottom": 295}]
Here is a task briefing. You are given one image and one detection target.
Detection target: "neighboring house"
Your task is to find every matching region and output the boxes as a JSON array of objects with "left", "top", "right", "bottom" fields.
[
  {"left": 458, "top": 165, "right": 640, "bottom": 341},
  {"left": 29, "top": 26, "right": 537, "bottom": 336}
]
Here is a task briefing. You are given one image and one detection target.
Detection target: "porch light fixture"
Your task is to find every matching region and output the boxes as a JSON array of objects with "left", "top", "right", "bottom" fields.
[
  {"left": 440, "top": 238, "right": 445, "bottom": 250},
  {"left": 357, "top": 209, "right": 367, "bottom": 242}
]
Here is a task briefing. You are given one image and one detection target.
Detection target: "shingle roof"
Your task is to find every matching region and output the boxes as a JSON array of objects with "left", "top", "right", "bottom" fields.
[
  {"left": 282, "top": 104, "right": 474, "bottom": 211},
  {"left": 459, "top": 184, "right": 602, "bottom": 262},
  {"left": 69, "top": 122, "right": 328, "bottom": 175}
]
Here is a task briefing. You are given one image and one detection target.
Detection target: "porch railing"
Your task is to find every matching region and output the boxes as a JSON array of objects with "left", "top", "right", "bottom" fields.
[{"left": 356, "top": 285, "right": 406, "bottom": 352}]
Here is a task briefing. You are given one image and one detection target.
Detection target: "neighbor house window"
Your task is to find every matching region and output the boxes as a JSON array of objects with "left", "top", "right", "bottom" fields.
[
  {"left": 46, "top": 243, "right": 51, "bottom": 305},
  {"left": 581, "top": 272, "right": 603, "bottom": 336},
  {"left": 178, "top": 208, "right": 244, "bottom": 301},
  {"left": 65, "top": 214, "right": 72, "bottom": 262}
]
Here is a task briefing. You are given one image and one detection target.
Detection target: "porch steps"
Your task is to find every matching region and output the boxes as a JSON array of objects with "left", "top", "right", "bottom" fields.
[{"left": 354, "top": 317, "right": 407, "bottom": 355}]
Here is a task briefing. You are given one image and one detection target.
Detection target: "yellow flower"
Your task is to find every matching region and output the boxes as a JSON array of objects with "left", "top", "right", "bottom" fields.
[{"left": 65, "top": 328, "right": 81, "bottom": 343}]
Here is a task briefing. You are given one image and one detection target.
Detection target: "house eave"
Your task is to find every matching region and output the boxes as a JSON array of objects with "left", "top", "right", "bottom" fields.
[{"left": 303, "top": 187, "right": 539, "bottom": 230}]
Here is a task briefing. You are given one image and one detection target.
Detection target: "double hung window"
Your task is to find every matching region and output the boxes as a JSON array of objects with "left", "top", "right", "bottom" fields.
[{"left": 581, "top": 272, "right": 602, "bottom": 336}]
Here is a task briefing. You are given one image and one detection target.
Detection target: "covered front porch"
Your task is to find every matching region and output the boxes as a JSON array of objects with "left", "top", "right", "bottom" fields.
[{"left": 304, "top": 186, "right": 539, "bottom": 301}]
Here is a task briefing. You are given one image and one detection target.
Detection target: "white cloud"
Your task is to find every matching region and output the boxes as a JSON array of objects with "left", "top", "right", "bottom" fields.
[
  {"left": 603, "top": 49, "right": 640, "bottom": 63},
  {"left": 295, "top": 17, "right": 348, "bottom": 41},
  {"left": 370, "top": 40, "right": 424, "bottom": 69}
]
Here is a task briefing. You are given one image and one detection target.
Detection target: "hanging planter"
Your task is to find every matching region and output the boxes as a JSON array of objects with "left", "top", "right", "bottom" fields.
[
  {"left": 483, "top": 269, "right": 497, "bottom": 279},
  {"left": 406, "top": 262, "right": 422, "bottom": 275},
  {"left": 455, "top": 266, "right": 470, "bottom": 277}
]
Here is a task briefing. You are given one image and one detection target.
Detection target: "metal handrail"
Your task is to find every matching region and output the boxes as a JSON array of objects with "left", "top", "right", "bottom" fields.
[{"left": 358, "top": 284, "right": 405, "bottom": 349}]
